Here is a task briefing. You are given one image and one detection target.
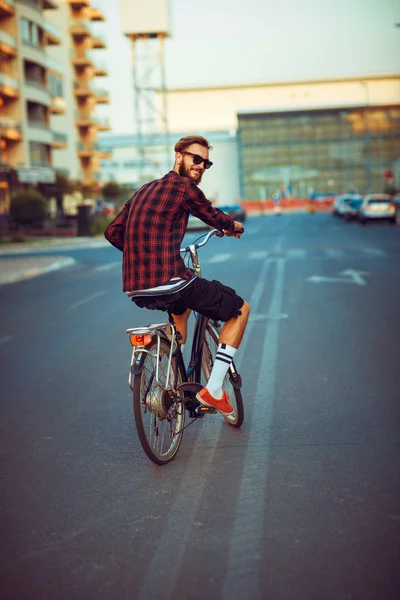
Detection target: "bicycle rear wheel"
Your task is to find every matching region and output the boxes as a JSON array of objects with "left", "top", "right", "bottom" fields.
[
  {"left": 200, "top": 320, "right": 244, "bottom": 428},
  {"left": 133, "top": 337, "right": 185, "bottom": 465}
]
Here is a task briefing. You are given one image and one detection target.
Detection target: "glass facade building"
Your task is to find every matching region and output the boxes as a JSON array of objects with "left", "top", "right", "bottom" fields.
[{"left": 238, "top": 106, "right": 400, "bottom": 199}]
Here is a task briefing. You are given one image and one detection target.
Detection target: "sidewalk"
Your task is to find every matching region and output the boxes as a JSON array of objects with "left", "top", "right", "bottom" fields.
[{"left": 0, "top": 236, "right": 108, "bottom": 285}]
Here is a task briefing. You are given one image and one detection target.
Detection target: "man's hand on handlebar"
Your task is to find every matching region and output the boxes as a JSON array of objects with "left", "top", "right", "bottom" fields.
[{"left": 224, "top": 221, "right": 245, "bottom": 238}]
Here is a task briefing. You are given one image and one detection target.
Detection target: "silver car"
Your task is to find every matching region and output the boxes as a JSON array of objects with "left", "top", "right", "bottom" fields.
[
  {"left": 358, "top": 194, "right": 396, "bottom": 224},
  {"left": 332, "top": 194, "right": 363, "bottom": 217}
]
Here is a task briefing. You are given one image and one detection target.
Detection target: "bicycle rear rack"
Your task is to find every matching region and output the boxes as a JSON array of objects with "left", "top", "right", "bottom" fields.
[{"left": 126, "top": 322, "right": 176, "bottom": 391}]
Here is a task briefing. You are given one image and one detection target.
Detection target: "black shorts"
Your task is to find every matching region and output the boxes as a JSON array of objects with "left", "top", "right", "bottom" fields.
[{"left": 132, "top": 278, "right": 244, "bottom": 322}]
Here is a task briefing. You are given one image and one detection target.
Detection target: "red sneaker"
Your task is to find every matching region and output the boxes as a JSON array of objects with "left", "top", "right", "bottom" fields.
[{"left": 196, "top": 388, "right": 234, "bottom": 415}]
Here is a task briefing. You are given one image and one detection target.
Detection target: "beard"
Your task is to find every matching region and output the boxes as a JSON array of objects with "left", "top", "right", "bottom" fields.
[{"left": 179, "top": 161, "right": 203, "bottom": 184}]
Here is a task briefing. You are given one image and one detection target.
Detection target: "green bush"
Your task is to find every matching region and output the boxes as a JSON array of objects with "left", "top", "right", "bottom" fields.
[
  {"left": 90, "top": 216, "right": 113, "bottom": 236},
  {"left": 10, "top": 190, "right": 47, "bottom": 227}
]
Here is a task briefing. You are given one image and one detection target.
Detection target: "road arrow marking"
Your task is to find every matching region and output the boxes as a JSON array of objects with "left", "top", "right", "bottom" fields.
[
  {"left": 340, "top": 269, "right": 369, "bottom": 285},
  {"left": 308, "top": 269, "right": 369, "bottom": 285}
]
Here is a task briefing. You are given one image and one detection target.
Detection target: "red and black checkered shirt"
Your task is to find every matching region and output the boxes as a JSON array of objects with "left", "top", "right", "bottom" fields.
[{"left": 104, "top": 170, "right": 235, "bottom": 292}]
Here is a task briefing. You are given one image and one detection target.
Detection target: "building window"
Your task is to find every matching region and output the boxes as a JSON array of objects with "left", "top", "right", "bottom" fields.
[
  {"left": 20, "top": 18, "right": 40, "bottom": 49},
  {"left": 48, "top": 73, "right": 63, "bottom": 98},
  {"left": 29, "top": 142, "right": 49, "bottom": 167}
]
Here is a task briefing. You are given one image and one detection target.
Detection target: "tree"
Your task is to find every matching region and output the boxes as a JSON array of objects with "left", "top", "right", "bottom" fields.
[
  {"left": 102, "top": 181, "right": 122, "bottom": 200},
  {"left": 10, "top": 190, "right": 47, "bottom": 230},
  {"left": 37, "top": 172, "right": 75, "bottom": 217}
]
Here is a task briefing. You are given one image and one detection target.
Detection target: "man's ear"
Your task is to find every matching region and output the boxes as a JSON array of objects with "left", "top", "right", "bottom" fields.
[{"left": 175, "top": 152, "right": 182, "bottom": 165}]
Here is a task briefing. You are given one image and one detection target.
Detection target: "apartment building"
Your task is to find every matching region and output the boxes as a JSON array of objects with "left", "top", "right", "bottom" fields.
[
  {"left": 0, "top": 0, "right": 110, "bottom": 216},
  {"left": 0, "top": 0, "right": 67, "bottom": 214},
  {"left": 45, "top": 0, "right": 110, "bottom": 194}
]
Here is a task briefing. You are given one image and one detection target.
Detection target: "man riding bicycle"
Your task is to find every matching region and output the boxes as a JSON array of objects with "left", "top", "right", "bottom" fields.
[{"left": 104, "top": 135, "right": 250, "bottom": 415}]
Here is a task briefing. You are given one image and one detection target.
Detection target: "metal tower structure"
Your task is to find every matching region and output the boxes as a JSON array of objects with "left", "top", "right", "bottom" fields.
[{"left": 120, "top": 1, "right": 171, "bottom": 185}]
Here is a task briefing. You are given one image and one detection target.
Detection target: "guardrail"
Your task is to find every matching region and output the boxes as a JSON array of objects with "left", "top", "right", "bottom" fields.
[
  {"left": 25, "top": 78, "right": 49, "bottom": 92},
  {"left": 52, "top": 131, "right": 67, "bottom": 144},
  {"left": 28, "top": 119, "right": 50, "bottom": 130}
]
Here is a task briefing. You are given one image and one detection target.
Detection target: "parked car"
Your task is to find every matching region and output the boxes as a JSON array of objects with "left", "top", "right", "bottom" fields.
[
  {"left": 343, "top": 197, "right": 364, "bottom": 221},
  {"left": 332, "top": 194, "right": 363, "bottom": 217},
  {"left": 358, "top": 194, "right": 396, "bottom": 225},
  {"left": 216, "top": 204, "right": 247, "bottom": 223},
  {"left": 392, "top": 193, "right": 400, "bottom": 225},
  {"left": 186, "top": 215, "right": 209, "bottom": 231}
]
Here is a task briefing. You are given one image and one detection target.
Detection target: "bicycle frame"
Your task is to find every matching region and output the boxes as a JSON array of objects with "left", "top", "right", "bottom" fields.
[{"left": 126, "top": 229, "right": 221, "bottom": 396}]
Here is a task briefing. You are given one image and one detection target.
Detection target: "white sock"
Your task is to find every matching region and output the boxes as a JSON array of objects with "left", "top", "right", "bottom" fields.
[{"left": 206, "top": 343, "right": 237, "bottom": 399}]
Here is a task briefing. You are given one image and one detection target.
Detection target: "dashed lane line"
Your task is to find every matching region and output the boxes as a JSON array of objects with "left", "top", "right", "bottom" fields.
[
  {"left": 93, "top": 261, "right": 121, "bottom": 272},
  {"left": 68, "top": 290, "right": 106, "bottom": 310}
]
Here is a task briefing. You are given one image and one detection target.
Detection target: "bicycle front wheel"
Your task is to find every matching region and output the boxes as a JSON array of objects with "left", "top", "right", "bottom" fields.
[
  {"left": 200, "top": 321, "right": 244, "bottom": 428},
  {"left": 133, "top": 337, "right": 185, "bottom": 465}
]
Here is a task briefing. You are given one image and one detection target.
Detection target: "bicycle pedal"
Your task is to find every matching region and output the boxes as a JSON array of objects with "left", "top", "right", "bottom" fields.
[{"left": 196, "top": 405, "right": 217, "bottom": 415}]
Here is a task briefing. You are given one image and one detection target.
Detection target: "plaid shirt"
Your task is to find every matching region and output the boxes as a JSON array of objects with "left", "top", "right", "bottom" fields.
[{"left": 104, "top": 170, "right": 235, "bottom": 292}]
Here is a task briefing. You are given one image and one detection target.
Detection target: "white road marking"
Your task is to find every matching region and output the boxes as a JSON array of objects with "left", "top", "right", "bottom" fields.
[
  {"left": 363, "top": 247, "right": 386, "bottom": 256},
  {"left": 325, "top": 249, "right": 343, "bottom": 258},
  {"left": 308, "top": 269, "right": 368, "bottom": 285},
  {"left": 222, "top": 258, "right": 285, "bottom": 599},
  {"left": 286, "top": 249, "right": 306, "bottom": 258},
  {"left": 0, "top": 335, "right": 14, "bottom": 346},
  {"left": 94, "top": 261, "right": 120, "bottom": 272},
  {"left": 248, "top": 250, "right": 269, "bottom": 260},
  {"left": 68, "top": 290, "right": 106, "bottom": 310},
  {"left": 137, "top": 257, "right": 274, "bottom": 600},
  {"left": 208, "top": 253, "right": 232, "bottom": 263}
]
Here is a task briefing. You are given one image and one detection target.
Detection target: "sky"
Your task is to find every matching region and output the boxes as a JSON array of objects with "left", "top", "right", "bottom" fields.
[{"left": 93, "top": 0, "right": 400, "bottom": 134}]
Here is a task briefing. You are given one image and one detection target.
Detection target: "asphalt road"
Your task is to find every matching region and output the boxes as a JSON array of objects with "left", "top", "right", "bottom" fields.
[{"left": 1, "top": 213, "right": 400, "bottom": 600}]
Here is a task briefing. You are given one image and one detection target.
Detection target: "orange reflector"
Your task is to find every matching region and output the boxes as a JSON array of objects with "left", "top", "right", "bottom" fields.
[{"left": 130, "top": 333, "right": 152, "bottom": 347}]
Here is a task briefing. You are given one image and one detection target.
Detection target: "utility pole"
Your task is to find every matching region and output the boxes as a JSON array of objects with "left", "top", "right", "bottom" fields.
[{"left": 120, "top": 1, "right": 171, "bottom": 187}]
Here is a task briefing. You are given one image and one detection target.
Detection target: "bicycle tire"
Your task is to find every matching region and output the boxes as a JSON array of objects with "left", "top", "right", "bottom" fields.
[
  {"left": 133, "top": 337, "right": 185, "bottom": 465},
  {"left": 200, "top": 320, "right": 244, "bottom": 428}
]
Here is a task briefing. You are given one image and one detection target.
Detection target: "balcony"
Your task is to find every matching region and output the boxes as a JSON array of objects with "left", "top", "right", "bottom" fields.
[
  {"left": 52, "top": 131, "right": 67, "bottom": 149},
  {"left": 93, "top": 117, "right": 111, "bottom": 131},
  {"left": 89, "top": 2, "right": 105, "bottom": 21},
  {"left": 0, "top": 0, "right": 15, "bottom": 18},
  {"left": 0, "top": 30, "right": 17, "bottom": 57},
  {"left": 27, "top": 119, "right": 53, "bottom": 144},
  {"left": 91, "top": 32, "right": 106, "bottom": 49},
  {"left": 91, "top": 85, "right": 109, "bottom": 104},
  {"left": 68, "top": 0, "right": 90, "bottom": 6},
  {"left": 0, "top": 72, "right": 19, "bottom": 99},
  {"left": 43, "top": 19, "right": 62, "bottom": 45},
  {"left": 0, "top": 117, "right": 22, "bottom": 141},
  {"left": 73, "top": 79, "right": 95, "bottom": 98},
  {"left": 71, "top": 51, "right": 93, "bottom": 68},
  {"left": 93, "top": 60, "right": 107, "bottom": 77},
  {"left": 50, "top": 95, "right": 66, "bottom": 114},
  {"left": 77, "top": 140, "right": 111, "bottom": 158},
  {"left": 77, "top": 140, "right": 96, "bottom": 158},
  {"left": 69, "top": 18, "right": 93, "bottom": 39},
  {"left": 75, "top": 110, "right": 95, "bottom": 128},
  {"left": 24, "top": 78, "right": 50, "bottom": 106}
]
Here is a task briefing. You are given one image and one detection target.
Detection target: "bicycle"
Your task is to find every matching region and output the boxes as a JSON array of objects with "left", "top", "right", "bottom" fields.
[{"left": 126, "top": 228, "right": 244, "bottom": 465}]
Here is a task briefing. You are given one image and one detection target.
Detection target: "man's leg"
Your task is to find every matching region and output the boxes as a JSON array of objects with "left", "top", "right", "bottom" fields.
[
  {"left": 171, "top": 308, "right": 191, "bottom": 344},
  {"left": 218, "top": 300, "right": 251, "bottom": 349},
  {"left": 197, "top": 300, "right": 250, "bottom": 413}
]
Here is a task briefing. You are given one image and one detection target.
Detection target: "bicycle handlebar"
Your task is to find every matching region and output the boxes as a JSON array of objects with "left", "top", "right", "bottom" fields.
[{"left": 180, "top": 226, "right": 244, "bottom": 254}]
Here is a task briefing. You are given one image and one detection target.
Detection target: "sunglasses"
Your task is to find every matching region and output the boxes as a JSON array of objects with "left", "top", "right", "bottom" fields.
[{"left": 182, "top": 151, "right": 213, "bottom": 169}]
